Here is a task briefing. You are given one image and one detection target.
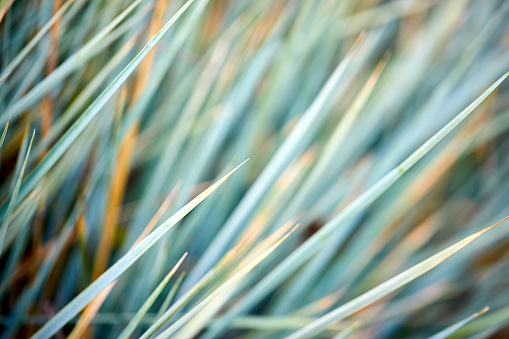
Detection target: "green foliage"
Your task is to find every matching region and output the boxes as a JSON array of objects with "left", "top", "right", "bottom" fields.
[{"left": 1, "top": 0, "right": 509, "bottom": 338}]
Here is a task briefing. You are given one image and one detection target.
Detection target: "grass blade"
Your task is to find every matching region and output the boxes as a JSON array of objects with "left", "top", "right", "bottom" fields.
[
  {"left": 6, "top": 0, "right": 196, "bottom": 210},
  {"left": 0, "top": 130, "right": 34, "bottom": 255},
  {"left": 331, "top": 321, "right": 360, "bottom": 339},
  {"left": 0, "top": 114, "right": 10, "bottom": 148},
  {"left": 158, "top": 225, "right": 299, "bottom": 339},
  {"left": 0, "top": 0, "right": 74, "bottom": 81},
  {"left": 156, "top": 272, "right": 186, "bottom": 320},
  {"left": 428, "top": 306, "right": 490, "bottom": 339},
  {"left": 285, "top": 219, "right": 507, "bottom": 339},
  {"left": 30, "top": 159, "right": 247, "bottom": 339},
  {"left": 204, "top": 71, "right": 509, "bottom": 338},
  {"left": 117, "top": 253, "right": 187, "bottom": 339}
]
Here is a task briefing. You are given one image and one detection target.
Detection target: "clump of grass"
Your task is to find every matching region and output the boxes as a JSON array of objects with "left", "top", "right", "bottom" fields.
[{"left": 1, "top": 0, "right": 509, "bottom": 338}]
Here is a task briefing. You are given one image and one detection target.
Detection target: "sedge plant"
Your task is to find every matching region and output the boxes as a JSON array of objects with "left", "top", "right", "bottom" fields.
[{"left": 1, "top": 0, "right": 509, "bottom": 338}]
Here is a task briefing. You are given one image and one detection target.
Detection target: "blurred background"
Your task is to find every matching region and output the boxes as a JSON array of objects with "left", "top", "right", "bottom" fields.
[{"left": 1, "top": 0, "right": 509, "bottom": 338}]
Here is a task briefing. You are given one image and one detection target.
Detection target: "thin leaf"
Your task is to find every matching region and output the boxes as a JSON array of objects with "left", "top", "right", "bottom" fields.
[
  {"left": 448, "top": 304, "right": 509, "bottom": 338},
  {"left": 331, "top": 321, "right": 361, "bottom": 339},
  {"left": 5, "top": 0, "right": 196, "bottom": 210},
  {"left": 117, "top": 253, "right": 187, "bottom": 339},
  {"left": 285, "top": 219, "right": 507, "bottom": 339},
  {"left": 159, "top": 225, "right": 299, "bottom": 339},
  {"left": 428, "top": 306, "right": 489, "bottom": 339},
  {"left": 205, "top": 71, "right": 509, "bottom": 339},
  {"left": 139, "top": 219, "right": 298, "bottom": 339},
  {"left": 0, "top": 0, "right": 74, "bottom": 80},
  {"left": 186, "top": 32, "right": 367, "bottom": 289},
  {"left": 0, "top": 130, "right": 34, "bottom": 255},
  {"left": 30, "top": 159, "right": 247, "bottom": 339},
  {"left": 0, "top": 0, "right": 145, "bottom": 124},
  {"left": 156, "top": 272, "right": 186, "bottom": 320},
  {"left": 0, "top": 114, "right": 10, "bottom": 148}
]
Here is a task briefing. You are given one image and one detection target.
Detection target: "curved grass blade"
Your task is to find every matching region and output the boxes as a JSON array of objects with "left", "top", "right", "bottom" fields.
[
  {"left": 0, "top": 0, "right": 145, "bottom": 125},
  {"left": 1, "top": 0, "right": 196, "bottom": 213},
  {"left": 117, "top": 253, "right": 187, "bottom": 339},
  {"left": 90, "top": 0, "right": 173, "bottom": 283},
  {"left": 0, "top": 72, "right": 8, "bottom": 83},
  {"left": 186, "top": 32, "right": 367, "bottom": 289},
  {"left": 68, "top": 182, "right": 182, "bottom": 339},
  {"left": 285, "top": 219, "right": 507, "bottom": 339},
  {"left": 0, "top": 114, "right": 10, "bottom": 148},
  {"left": 0, "top": 130, "right": 34, "bottom": 255},
  {"left": 30, "top": 159, "right": 247, "bottom": 339},
  {"left": 157, "top": 225, "right": 299, "bottom": 339},
  {"left": 271, "top": 55, "right": 390, "bottom": 314},
  {"left": 2, "top": 221, "right": 75, "bottom": 338},
  {"left": 331, "top": 321, "right": 360, "bottom": 339},
  {"left": 0, "top": 0, "right": 74, "bottom": 81},
  {"left": 31, "top": 35, "right": 136, "bottom": 160},
  {"left": 156, "top": 272, "right": 186, "bottom": 320},
  {"left": 428, "top": 306, "right": 489, "bottom": 339},
  {"left": 448, "top": 304, "right": 509, "bottom": 338},
  {"left": 204, "top": 71, "right": 509, "bottom": 339},
  {"left": 140, "top": 218, "right": 298, "bottom": 339}
]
